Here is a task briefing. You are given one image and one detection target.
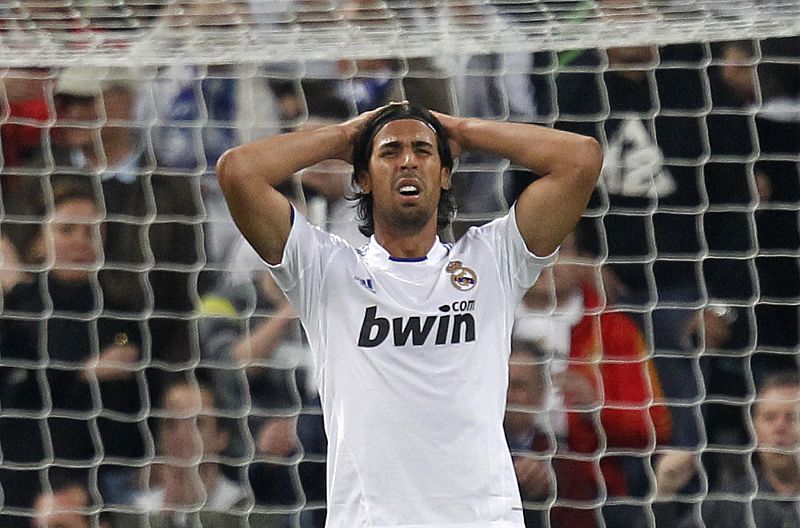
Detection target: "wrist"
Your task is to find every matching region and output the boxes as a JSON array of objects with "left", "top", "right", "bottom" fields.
[
  {"left": 333, "top": 122, "right": 357, "bottom": 161},
  {"left": 454, "top": 118, "right": 478, "bottom": 152}
]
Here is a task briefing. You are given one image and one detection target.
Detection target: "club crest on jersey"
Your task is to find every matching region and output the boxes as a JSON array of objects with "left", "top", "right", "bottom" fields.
[{"left": 446, "top": 261, "right": 477, "bottom": 291}]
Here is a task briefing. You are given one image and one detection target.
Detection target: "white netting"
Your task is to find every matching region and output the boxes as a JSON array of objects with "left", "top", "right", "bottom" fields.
[
  {"left": 1, "top": 1, "right": 800, "bottom": 527},
  {"left": 0, "top": 1, "right": 799, "bottom": 66}
]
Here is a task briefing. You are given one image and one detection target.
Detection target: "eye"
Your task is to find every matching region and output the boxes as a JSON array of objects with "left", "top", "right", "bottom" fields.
[{"left": 55, "top": 223, "right": 75, "bottom": 235}]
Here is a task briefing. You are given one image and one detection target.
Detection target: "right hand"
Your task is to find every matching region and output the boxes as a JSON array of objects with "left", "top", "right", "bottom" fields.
[
  {"left": 334, "top": 103, "right": 397, "bottom": 163},
  {"left": 654, "top": 450, "right": 699, "bottom": 497}
]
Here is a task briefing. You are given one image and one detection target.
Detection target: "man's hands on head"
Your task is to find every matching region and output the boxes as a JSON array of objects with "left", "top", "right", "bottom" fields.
[
  {"left": 334, "top": 102, "right": 468, "bottom": 164},
  {"left": 334, "top": 103, "right": 395, "bottom": 164},
  {"left": 430, "top": 110, "right": 467, "bottom": 159}
]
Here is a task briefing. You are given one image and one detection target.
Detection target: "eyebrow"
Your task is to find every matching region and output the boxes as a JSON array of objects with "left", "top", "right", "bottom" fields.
[{"left": 377, "top": 139, "right": 436, "bottom": 150}]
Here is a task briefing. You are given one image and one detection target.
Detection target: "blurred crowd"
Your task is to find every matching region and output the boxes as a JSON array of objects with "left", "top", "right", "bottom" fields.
[{"left": 1, "top": 1, "right": 799, "bottom": 527}]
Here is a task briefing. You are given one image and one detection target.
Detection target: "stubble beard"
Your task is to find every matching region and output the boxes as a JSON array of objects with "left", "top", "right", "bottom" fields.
[{"left": 382, "top": 196, "right": 442, "bottom": 235}]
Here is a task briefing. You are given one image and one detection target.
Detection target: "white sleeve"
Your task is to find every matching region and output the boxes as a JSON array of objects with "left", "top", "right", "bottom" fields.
[
  {"left": 474, "top": 205, "right": 558, "bottom": 301},
  {"left": 265, "top": 206, "right": 338, "bottom": 324}
]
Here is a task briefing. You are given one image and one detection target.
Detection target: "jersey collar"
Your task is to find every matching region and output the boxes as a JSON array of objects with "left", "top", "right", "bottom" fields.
[{"left": 365, "top": 236, "right": 448, "bottom": 267}]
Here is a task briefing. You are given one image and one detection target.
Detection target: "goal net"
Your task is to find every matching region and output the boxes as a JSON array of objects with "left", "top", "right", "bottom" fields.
[{"left": 1, "top": 1, "right": 799, "bottom": 527}]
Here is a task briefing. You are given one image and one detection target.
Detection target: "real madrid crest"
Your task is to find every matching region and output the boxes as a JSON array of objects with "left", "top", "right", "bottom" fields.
[{"left": 446, "top": 260, "right": 477, "bottom": 291}]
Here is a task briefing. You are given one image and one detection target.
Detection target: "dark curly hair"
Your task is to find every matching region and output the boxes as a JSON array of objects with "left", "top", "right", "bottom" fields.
[{"left": 347, "top": 103, "right": 457, "bottom": 238}]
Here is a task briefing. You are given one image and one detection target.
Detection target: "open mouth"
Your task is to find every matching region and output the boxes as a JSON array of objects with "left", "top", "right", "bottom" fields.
[
  {"left": 395, "top": 175, "right": 422, "bottom": 199},
  {"left": 398, "top": 184, "right": 420, "bottom": 197}
]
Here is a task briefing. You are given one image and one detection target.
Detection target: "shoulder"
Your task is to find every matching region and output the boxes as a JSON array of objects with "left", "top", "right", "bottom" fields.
[
  {"left": 4, "top": 279, "right": 42, "bottom": 311},
  {"left": 290, "top": 211, "right": 359, "bottom": 259},
  {"left": 458, "top": 212, "right": 514, "bottom": 244}
]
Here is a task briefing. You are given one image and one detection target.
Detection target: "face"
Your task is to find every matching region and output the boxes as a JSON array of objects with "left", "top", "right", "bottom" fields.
[
  {"left": 158, "top": 384, "right": 228, "bottom": 463},
  {"left": 36, "top": 198, "right": 100, "bottom": 283},
  {"left": 753, "top": 385, "right": 800, "bottom": 473},
  {"left": 360, "top": 119, "right": 450, "bottom": 234},
  {"left": 55, "top": 87, "right": 134, "bottom": 153},
  {"left": 55, "top": 96, "right": 100, "bottom": 151},
  {"left": 600, "top": 0, "right": 658, "bottom": 67},
  {"left": 606, "top": 45, "right": 658, "bottom": 67},
  {"left": 33, "top": 486, "right": 90, "bottom": 528},
  {"left": 721, "top": 46, "right": 757, "bottom": 105},
  {"left": 701, "top": 307, "right": 733, "bottom": 349},
  {"left": 505, "top": 353, "right": 543, "bottom": 438}
]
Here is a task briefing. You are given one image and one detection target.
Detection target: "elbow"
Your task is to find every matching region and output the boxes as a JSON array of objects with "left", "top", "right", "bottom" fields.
[
  {"left": 579, "top": 136, "right": 603, "bottom": 187},
  {"left": 216, "top": 147, "right": 242, "bottom": 193}
]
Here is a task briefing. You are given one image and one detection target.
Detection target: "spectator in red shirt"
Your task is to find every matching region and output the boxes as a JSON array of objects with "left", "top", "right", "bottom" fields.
[{"left": 514, "top": 226, "right": 672, "bottom": 527}]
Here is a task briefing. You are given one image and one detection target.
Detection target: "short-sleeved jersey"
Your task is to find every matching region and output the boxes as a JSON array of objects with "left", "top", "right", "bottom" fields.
[{"left": 268, "top": 206, "right": 556, "bottom": 528}]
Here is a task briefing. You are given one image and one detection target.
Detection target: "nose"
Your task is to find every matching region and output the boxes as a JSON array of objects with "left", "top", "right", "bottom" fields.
[
  {"left": 73, "top": 224, "right": 95, "bottom": 246},
  {"left": 399, "top": 147, "right": 418, "bottom": 170}
]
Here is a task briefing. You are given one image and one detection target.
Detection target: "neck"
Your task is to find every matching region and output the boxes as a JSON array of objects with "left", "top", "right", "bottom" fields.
[
  {"left": 83, "top": 129, "right": 136, "bottom": 170},
  {"left": 373, "top": 216, "right": 438, "bottom": 259}
]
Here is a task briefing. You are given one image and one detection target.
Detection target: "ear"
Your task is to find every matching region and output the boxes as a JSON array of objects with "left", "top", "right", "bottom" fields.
[
  {"left": 215, "top": 428, "right": 230, "bottom": 454},
  {"left": 31, "top": 231, "right": 47, "bottom": 263},
  {"left": 356, "top": 170, "right": 372, "bottom": 194},
  {"left": 440, "top": 167, "right": 451, "bottom": 191}
]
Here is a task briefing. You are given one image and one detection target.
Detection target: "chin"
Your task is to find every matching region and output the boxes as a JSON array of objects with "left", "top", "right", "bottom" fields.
[
  {"left": 52, "top": 269, "right": 92, "bottom": 283},
  {"left": 392, "top": 208, "right": 435, "bottom": 232}
]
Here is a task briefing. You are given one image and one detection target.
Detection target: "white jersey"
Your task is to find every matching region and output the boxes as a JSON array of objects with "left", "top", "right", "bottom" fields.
[{"left": 268, "top": 206, "right": 556, "bottom": 528}]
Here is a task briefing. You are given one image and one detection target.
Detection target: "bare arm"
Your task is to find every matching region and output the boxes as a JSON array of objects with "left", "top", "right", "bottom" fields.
[
  {"left": 233, "top": 304, "right": 295, "bottom": 370},
  {"left": 216, "top": 109, "right": 379, "bottom": 264},
  {"left": 434, "top": 114, "right": 603, "bottom": 256}
]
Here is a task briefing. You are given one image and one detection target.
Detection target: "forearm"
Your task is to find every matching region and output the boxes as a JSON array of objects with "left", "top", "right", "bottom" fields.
[
  {"left": 217, "top": 124, "right": 351, "bottom": 189},
  {"left": 216, "top": 123, "right": 356, "bottom": 263},
  {"left": 456, "top": 118, "right": 600, "bottom": 182},
  {"left": 233, "top": 306, "right": 295, "bottom": 367},
  {"left": 451, "top": 117, "right": 602, "bottom": 255}
]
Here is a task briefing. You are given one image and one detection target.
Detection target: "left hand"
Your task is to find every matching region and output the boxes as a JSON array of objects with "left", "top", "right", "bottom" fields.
[
  {"left": 654, "top": 450, "right": 698, "bottom": 497},
  {"left": 429, "top": 110, "right": 466, "bottom": 158},
  {"left": 82, "top": 342, "right": 140, "bottom": 381}
]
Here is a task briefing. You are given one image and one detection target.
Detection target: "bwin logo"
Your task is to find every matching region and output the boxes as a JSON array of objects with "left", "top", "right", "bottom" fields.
[{"left": 358, "top": 302, "right": 476, "bottom": 348}]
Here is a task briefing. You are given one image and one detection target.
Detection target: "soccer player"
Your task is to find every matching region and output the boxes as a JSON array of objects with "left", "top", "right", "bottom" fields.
[{"left": 216, "top": 102, "right": 602, "bottom": 527}]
